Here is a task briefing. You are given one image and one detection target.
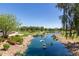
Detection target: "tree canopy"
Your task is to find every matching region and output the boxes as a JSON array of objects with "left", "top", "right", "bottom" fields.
[
  {"left": 0, "top": 14, "right": 19, "bottom": 38},
  {"left": 56, "top": 3, "right": 79, "bottom": 38}
]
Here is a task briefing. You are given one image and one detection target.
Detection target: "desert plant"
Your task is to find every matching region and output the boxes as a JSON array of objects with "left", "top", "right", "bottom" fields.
[
  {"left": 0, "top": 14, "right": 19, "bottom": 38},
  {"left": 10, "top": 35, "right": 23, "bottom": 45},
  {"left": 3, "top": 44, "right": 10, "bottom": 50},
  {"left": 0, "top": 36, "right": 6, "bottom": 42},
  {"left": 15, "top": 52, "right": 24, "bottom": 56}
]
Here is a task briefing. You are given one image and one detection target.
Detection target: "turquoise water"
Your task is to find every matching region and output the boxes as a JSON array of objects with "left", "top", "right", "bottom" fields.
[{"left": 25, "top": 34, "right": 72, "bottom": 56}]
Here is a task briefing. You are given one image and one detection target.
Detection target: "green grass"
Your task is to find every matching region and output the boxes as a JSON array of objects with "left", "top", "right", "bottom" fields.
[
  {"left": 19, "top": 31, "right": 43, "bottom": 36},
  {"left": 19, "top": 31, "right": 31, "bottom": 36},
  {"left": 19, "top": 31, "right": 50, "bottom": 37}
]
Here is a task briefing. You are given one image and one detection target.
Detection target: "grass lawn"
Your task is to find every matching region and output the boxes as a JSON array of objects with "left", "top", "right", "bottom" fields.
[
  {"left": 19, "top": 31, "right": 45, "bottom": 36},
  {"left": 19, "top": 31, "right": 31, "bottom": 36}
]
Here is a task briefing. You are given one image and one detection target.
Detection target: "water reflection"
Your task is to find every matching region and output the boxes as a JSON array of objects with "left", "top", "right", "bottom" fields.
[{"left": 25, "top": 34, "right": 72, "bottom": 56}]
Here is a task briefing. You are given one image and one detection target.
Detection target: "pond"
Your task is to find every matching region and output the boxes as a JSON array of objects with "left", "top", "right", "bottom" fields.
[{"left": 24, "top": 34, "right": 72, "bottom": 56}]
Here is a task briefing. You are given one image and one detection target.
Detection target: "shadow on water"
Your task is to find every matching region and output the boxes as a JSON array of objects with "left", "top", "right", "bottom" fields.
[{"left": 24, "top": 34, "right": 73, "bottom": 56}]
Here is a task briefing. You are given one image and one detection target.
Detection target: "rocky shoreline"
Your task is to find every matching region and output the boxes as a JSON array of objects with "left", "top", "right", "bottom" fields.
[
  {"left": 0, "top": 35, "right": 33, "bottom": 56},
  {"left": 55, "top": 34, "right": 79, "bottom": 56}
]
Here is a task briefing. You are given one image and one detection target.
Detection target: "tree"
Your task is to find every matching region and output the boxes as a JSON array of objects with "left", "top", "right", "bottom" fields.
[
  {"left": 56, "top": 3, "right": 69, "bottom": 38},
  {"left": 0, "top": 14, "right": 19, "bottom": 38},
  {"left": 73, "top": 4, "right": 79, "bottom": 36},
  {"left": 56, "top": 3, "right": 79, "bottom": 38}
]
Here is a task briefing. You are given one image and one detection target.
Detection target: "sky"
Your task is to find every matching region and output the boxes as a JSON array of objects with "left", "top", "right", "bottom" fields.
[{"left": 0, "top": 3, "right": 63, "bottom": 28}]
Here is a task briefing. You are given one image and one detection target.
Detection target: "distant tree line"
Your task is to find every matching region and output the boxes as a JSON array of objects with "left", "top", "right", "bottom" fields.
[{"left": 20, "top": 26, "right": 56, "bottom": 33}]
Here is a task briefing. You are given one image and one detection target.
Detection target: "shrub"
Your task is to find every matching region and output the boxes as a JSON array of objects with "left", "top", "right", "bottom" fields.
[
  {"left": 15, "top": 52, "right": 24, "bottom": 56},
  {"left": 0, "top": 36, "right": 6, "bottom": 42},
  {"left": 14, "top": 35, "right": 20, "bottom": 37},
  {"left": 10, "top": 35, "right": 23, "bottom": 45},
  {"left": 3, "top": 44, "right": 10, "bottom": 50}
]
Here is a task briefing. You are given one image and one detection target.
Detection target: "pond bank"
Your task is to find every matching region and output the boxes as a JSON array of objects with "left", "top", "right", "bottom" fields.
[
  {"left": 1, "top": 35, "right": 33, "bottom": 56},
  {"left": 55, "top": 34, "right": 79, "bottom": 56}
]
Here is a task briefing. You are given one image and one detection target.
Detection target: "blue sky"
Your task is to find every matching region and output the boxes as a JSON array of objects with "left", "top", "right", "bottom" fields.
[{"left": 0, "top": 3, "right": 63, "bottom": 28}]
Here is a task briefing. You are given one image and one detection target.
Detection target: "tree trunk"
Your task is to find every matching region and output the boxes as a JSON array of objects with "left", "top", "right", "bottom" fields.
[
  {"left": 3, "top": 31, "right": 8, "bottom": 38},
  {"left": 65, "top": 23, "right": 68, "bottom": 39},
  {"left": 77, "top": 29, "right": 79, "bottom": 36}
]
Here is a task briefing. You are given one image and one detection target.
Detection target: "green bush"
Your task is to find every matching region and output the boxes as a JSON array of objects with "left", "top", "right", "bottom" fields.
[
  {"left": 3, "top": 44, "right": 10, "bottom": 50},
  {"left": 0, "top": 36, "right": 5, "bottom": 42},
  {"left": 14, "top": 35, "right": 20, "bottom": 37},
  {"left": 10, "top": 35, "right": 23, "bottom": 45},
  {"left": 15, "top": 52, "right": 24, "bottom": 56}
]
